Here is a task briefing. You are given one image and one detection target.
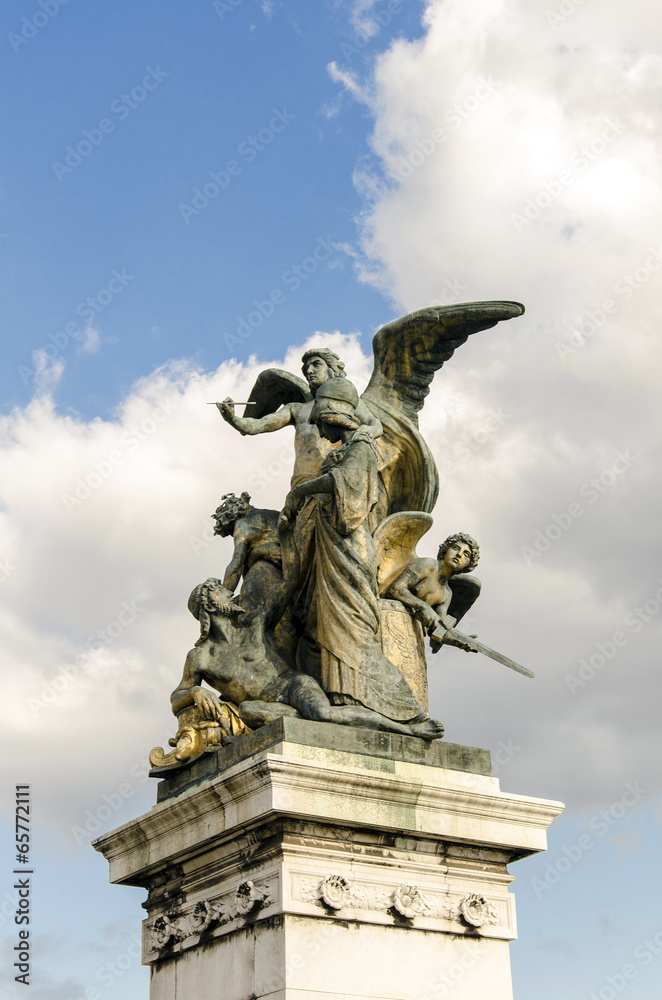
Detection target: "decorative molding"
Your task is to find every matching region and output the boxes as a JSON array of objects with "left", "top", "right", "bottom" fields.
[
  {"left": 318, "top": 874, "right": 355, "bottom": 910},
  {"left": 458, "top": 893, "right": 499, "bottom": 928},
  {"left": 234, "top": 880, "right": 269, "bottom": 916},
  {"left": 188, "top": 899, "right": 219, "bottom": 934},
  {"left": 152, "top": 913, "right": 185, "bottom": 948},
  {"left": 148, "top": 877, "right": 273, "bottom": 952},
  {"left": 391, "top": 884, "right": 433, "bottom": 920}
]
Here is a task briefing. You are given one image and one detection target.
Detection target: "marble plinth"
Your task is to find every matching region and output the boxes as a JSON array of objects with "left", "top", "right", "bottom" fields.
[{"left": 93, "top": 720, "right": 563, "bottom": 1000}]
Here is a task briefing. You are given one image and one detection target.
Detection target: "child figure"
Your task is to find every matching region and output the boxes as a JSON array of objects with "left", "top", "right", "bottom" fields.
[{"left": 386, "top": 533, "right": 480, "bottom": 653}]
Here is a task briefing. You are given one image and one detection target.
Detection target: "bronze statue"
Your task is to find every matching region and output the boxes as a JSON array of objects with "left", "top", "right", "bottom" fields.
[
  {"left": 218, "top": 303, "right": 525, "bottom": 519},
  {"left": 165, "top": 579, "right": 444, "bottom": 747},
  {"left": 212, "top": 492, "right": 281, "bottom": 604},
  {"left": 280, "top": 378, "right": 433, "bottom": 724},
  {"left": 217, "top": 348, "right": 382, "bottom": 489},
  {"left": 151, "top": 301, "right": 532, "bottom": 769},
  {"left": 386, "top": 532, "right": 481, "bottom": 652}
]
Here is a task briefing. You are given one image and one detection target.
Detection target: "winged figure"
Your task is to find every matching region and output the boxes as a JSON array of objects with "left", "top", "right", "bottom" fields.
[{"left": 217, "top": 300, "right": 524, "bottom": 518}]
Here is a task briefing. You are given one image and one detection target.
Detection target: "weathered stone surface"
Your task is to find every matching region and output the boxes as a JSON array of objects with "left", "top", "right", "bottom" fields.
[
  {"left": 95, "top": 730, "right": 562, "bottom": 1000},
  {"left": 152, "top": 717, "right": 492, "bottom": 802}
]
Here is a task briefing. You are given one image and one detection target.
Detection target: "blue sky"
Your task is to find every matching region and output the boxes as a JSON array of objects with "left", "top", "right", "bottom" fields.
[
  {"left": 2, "top": 1, "right": 662, "bottom": 999},
  {"left": 1, "top": 0, "right": 421, "bottom": 417}
]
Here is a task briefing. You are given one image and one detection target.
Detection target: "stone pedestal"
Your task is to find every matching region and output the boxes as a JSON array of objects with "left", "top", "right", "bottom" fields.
[{"left": 93, "top": 719, "right": 563, "bottom": 1000}]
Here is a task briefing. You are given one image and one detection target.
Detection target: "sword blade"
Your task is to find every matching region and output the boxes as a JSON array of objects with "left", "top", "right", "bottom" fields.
[{"left": 432, "top": 625, "right": 535, "bottom": 678}]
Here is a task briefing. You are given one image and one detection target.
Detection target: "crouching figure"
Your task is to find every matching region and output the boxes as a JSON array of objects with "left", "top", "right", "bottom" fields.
[{"left": 150, "top": 576, "right": 444, "bottom": 771}]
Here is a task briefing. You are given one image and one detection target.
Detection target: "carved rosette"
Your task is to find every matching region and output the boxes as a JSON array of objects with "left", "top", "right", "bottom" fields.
[
  {"left": 152, "top": 914, "right": 184, "bottom": 949},
  {"left": 234, "top": 880, "right": 268, "bottom": 916},
  {"left": 391, "top": 883, "right": 427, "bottom": 919},
  {"left": 458, "top": 893, "right": 498, "bottom": 928},
  {"left": 318, "top": 874, "right": 353, "bottom": 910},
  {"left": 188, "top": 899, "right": 218, "bottom": 934}
]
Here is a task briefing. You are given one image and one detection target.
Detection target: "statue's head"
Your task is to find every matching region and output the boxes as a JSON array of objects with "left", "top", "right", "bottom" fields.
[
  {"left": 188, "top": 577, "right": 243, "bottom": 645},
  {"left": 212, "top": 491, "right": 252, "bottom": 536},
  {"left": 301, "top": 348, "right": 346, "bottom": 393},
  {"left": 437, "top": 533, "right": 480, "bottom": 575},
  {"left": 309, "top": 378, "right": 360, "bottom": 435}
]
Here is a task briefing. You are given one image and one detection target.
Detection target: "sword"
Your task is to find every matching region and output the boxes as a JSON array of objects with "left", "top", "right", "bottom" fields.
[{"left": 430, "top": 623, "right": 535, "bottom": 678}]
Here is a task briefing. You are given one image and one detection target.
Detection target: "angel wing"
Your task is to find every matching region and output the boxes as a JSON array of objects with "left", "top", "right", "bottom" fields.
[
  {"left": 448, "top": 574, "right": 481, "bottom": 626},
  {"left": 242, "top": 369, "right": 311, "bottom": 419},
  {"left": 364, "top": 301, "right": 524, "bottom": 423},
  {"left": 372, "top": 511, "right": 433, "bottom": 596},
  {"left": 362, "top": 300, "right": 524, "bottom": 518}
]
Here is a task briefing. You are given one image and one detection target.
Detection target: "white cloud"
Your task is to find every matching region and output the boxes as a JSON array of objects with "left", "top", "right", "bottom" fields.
[
  {"left": 76, "top": 324, "right": 104, "bottom": 355},
  {"left": 0, "top": 334, "right": 373, "bottom": 844},
  {"left": 323, "top": 0, "right": 662, "bottom": 809}
]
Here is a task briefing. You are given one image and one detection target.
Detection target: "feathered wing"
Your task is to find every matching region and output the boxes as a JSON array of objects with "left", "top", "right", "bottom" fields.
[
  {"left": 448, "top": 574, "right": 481, "bottom": 626},
  {"left": 373, "top": 511, "right": 433, "bottom": 596},
  {"left": 242, "top": 369, "right": 311, "bottom": 419},
  {"left": 362, "top": 301, "right": 525, "bottom": 517}
]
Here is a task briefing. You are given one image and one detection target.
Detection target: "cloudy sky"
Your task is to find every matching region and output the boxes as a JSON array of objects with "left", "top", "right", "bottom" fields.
[{"left": 1, "top": 1, "right": 661, "bottom": 997}]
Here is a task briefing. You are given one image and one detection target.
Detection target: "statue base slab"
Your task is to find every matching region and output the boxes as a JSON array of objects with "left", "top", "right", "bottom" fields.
[{"left": 94, "top": 719, "right": 563, "bottom": 1000}]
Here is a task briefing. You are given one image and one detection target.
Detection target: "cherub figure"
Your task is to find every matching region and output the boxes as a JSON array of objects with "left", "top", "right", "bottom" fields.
[
  {"left": 212, "top": 492, "right": 281, "bottom": 601},
  {"left": 386, "top": 532, "right": 481, "bottom": 653},
  {"left": 170, "top": 578, "right": 444, "bottom": 741},
  {"left": 212, "top": 490, "right": 297, "bottom": 653}
]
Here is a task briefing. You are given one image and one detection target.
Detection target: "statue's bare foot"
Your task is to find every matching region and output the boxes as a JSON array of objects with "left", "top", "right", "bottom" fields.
[{"left": 408, "top": 718, "right": 445, "bottom": 741}]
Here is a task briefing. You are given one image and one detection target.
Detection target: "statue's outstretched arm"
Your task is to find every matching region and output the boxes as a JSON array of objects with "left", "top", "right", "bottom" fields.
[{"left": 217, "top": 400, "right": 297, "bottom": 436}]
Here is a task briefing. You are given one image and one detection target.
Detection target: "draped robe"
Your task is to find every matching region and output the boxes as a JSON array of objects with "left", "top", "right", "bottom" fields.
[{"left": 306, "top": 432, "right": 424, "bottom": 723}]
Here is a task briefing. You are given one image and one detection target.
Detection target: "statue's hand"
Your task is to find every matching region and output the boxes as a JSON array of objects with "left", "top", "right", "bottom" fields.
[
  {"left": 279, "top": 489, "right": 304, "bottom": 528},
  {"left": 419, "top": 605, "right": 442, "bottom": 634},
  {"left": 192, "top": 686, "right": 225, "bottom": 721},
  {"left": 217, "top": 398, "right": 237, "bottom": 425}
]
